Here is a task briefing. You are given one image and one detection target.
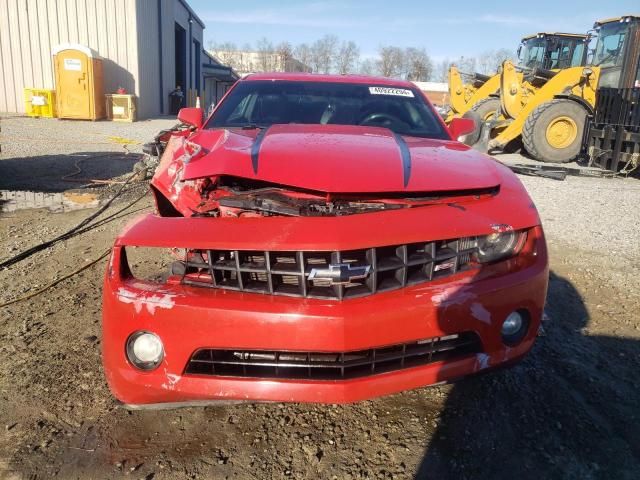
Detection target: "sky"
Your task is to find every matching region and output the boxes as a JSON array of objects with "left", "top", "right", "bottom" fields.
[{"left": 189, "top": 0, "right": 638, "bottom": 63}]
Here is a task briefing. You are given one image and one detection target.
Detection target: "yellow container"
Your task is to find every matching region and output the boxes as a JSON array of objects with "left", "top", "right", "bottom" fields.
[
  {"left": 24, "top": 88, "right": 56, "bottom": 117},
  {"left": 105, "top": 94, "right": 137, "bottom": 122}
]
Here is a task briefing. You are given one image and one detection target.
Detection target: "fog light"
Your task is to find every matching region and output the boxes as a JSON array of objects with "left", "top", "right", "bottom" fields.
[
  {"left": 501, "top": 310, "right": 529, "bottom": 345},
  {"left": 126, "top": 331, "right": 164, "bottom": 370}
]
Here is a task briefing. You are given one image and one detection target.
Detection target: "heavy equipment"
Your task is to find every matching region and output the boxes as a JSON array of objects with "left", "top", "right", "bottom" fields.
[
  {"left": 488, "top": 15, "right": 640, "bottom": 163},
  {"left": 446, "top": 33, "right": 589, "bottom": 124}
]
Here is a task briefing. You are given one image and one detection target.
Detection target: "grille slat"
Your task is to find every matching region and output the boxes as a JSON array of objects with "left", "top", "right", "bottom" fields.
[
  {"left": 180, "top": 237, "right": 478, "bottom": 300},
  {"left": 184, "top": 332, "right": 482, "bottom": 380}
]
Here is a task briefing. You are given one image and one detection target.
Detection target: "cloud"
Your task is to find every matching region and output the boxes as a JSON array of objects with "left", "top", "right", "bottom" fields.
[
  {"left": 427, "top": 13, "right": 536, "bottom": 27},
  {"left": 199, "top": 2, "right": 362, "bottom": 28},
  {"left": 477, "top": 14, "right": 537, "bottom": 26}
]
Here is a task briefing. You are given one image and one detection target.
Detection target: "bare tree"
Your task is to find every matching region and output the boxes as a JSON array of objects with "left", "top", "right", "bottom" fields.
[
  {"left": 377, "top": 46, "right": 405, "bottom": 78},
  {"left": 209, "top": 41, "right": 238, "bottom": 67},
  {"left": 494, "top": 48, "right": 514, "bottom": 67},
  {"left": 404, "top": 47, "right": 433, "bottom": 81},
  {"left": 295, "top": 43, "right": 313, "bottom": 72},
  {"left": 477, "top": 48, "right": 515, "bottom": 74},
  {"left": 311, "top": 35, "right": 339, "bottom": 73},
  {"left": 237, "top": 43, "right": 253, "bottom": 72},
  {"left": 477, "top": 51, "right": 495, "bottom": 75},
  {"left": 276, "top": 41, "right": 294, "bottom": 72},
  {"left": 358, "top": 58, "right": 376, "bottom": 76},
  {"left": 456, "top": 55, "right": 477, "bottom": 74},
  {"left": 256, "top": 37, "right": 275, "bottom": 71},
  {"left": 433, "top": 59, "right": 451, "bottom": 82},
  {"left": 335, "top": 40, "right": 360, "bottom": 74}
]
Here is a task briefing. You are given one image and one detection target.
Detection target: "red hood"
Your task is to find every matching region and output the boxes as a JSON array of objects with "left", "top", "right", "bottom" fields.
[{"left": 181, "top": 124, "right": 500, "bottom": 193}]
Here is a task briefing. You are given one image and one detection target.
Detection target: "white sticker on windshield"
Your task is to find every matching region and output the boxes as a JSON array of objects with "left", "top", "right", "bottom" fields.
[{"left": 368, "top": 86, "right": 414, "bottom": 97}]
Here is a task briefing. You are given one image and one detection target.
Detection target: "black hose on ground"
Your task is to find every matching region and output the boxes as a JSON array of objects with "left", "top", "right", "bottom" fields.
[{"left": 0, "top": 172, "right": 144, "bottom": 270}]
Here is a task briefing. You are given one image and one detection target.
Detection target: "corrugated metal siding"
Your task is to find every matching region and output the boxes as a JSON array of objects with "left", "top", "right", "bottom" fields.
[
  {"left": 174, "top": 1, "right": 203, "bottom": 95},
  {"left": 135, "top": 0, "right": 163, "bottom": 119},
  {"left": 1, "top": 0, "right": 206, "bottom": 118},
  {"left": 137, "top": 0, "right": 204, "bottom": 118},
  {"left": 0, "top": 0, "right": 139, "bottom": 114}
]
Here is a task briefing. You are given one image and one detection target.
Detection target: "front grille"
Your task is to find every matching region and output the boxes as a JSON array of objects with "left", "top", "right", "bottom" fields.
[
  {"left": 179, "top": 237, "right": 478, "bottom": 300},
  {"left": 184, "top": 332, "right": 482, "bottom": 380}
]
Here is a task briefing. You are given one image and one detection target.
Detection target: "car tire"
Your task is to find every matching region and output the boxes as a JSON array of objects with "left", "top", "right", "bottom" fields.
[{"left": 522, "top": 99, "right": 587, "bottom": 163}]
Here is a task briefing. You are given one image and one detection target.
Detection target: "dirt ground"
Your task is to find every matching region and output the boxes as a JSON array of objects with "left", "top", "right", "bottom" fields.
[{"left": 1, "top": 116, "right": 639, "bottom": 479}]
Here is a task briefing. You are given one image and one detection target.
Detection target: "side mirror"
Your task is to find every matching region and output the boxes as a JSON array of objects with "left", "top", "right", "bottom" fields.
[
  {"left": 178, "top": 107, "right": 203, "bottom": 129},
  {"left": 448, "top": 117, "right": 477, "bottom": 140}
]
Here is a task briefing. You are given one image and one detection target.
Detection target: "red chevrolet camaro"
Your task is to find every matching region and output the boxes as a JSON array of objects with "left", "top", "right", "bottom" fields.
[{"left": 102, "top": 73, "right": 548, "bottom": 408}]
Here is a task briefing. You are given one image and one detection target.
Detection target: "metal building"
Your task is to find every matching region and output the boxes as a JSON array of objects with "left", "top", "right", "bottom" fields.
[{"left": 0, "top": 0, "right": 237, "bottom": 119}]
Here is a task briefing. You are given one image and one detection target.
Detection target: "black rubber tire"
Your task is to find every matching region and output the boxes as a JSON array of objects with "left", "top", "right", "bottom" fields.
[
  {"left": 459, "top": 98, "right": 500, "bottom": 147},
  {"left": 459, "top": 110, "right": 482, "bottom": 146},
  {"left": 522, "top": 99, "right": 587, "bottom": 163},
  {"left": 469, "top": 97, "right": 501, "bottom": 122}
]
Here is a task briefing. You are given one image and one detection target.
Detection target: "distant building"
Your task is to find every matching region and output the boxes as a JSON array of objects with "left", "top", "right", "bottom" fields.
[
  {"left": 0, "top": 0, "right": 237, "bottom": 118},
  {"left": 209, "top": 49, "right": 311, "bottom": 77},
  {"left": 413, "top": 82, "right": 449, "bottom": 107}
]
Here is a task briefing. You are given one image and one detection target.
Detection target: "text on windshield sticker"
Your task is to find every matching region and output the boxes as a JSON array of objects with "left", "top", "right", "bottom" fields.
[{"left": 368, "top": 87, "right": 414, "bottom": 97}]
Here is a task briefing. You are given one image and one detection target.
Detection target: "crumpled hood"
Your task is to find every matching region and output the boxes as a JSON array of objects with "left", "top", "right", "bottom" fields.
[{"left": 181, "top": 124, "right": 501, "bottom": 193}]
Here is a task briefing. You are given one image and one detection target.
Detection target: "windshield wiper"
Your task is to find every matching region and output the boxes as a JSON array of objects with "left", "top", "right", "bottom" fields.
[{"left": 240, "top": 124, "right": 267, "bottom": 130}]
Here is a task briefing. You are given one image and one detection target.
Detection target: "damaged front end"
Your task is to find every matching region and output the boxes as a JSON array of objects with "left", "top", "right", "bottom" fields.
[
  {"left": 150, "top": 136, "right": 500, "bottom": 219},
  {"left": 102, "top": 124, "right": 548, "bottom": 407}
]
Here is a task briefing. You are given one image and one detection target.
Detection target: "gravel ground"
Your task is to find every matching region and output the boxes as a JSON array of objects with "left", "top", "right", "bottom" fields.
[
  {"left": 0, "top": 115, "right": 177, "bottom": 192},
  {"left": 0, "top": 118, "right": 639, "bottom": 479}
]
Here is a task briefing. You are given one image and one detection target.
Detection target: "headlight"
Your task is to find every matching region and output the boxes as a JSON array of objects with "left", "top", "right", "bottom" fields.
[
  {"left": 476, "top": 228, "right": 527, "bottom": 263},
  {"left": 126, "top": 331, "right": 164, "bottom": 370}
]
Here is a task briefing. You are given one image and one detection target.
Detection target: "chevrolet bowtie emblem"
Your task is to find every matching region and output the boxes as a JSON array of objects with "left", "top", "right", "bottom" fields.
[{"left": 308, "top": 263, "right": 371, "bottom": 285}]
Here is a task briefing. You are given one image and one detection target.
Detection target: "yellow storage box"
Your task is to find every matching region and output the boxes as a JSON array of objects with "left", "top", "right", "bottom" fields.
[
  {"left": 24, "top": 88, "right": 56, "bottom": 118},
  {"left": 105, "top": 94, "right": 137, "bottom": 122}
]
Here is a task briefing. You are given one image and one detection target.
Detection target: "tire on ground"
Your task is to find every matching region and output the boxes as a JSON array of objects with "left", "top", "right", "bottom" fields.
[
  {"left": 522, "top": 99, "right": 587, "bottom": 163},
  {"left": 470, "top": 97, "right": 501, "bottom": 122},
  {"left": 459, "top": 98, "right": 500, "bottom": 146},
  {"left": 459, "top": 110, "right": 482, "bottom": 146}
]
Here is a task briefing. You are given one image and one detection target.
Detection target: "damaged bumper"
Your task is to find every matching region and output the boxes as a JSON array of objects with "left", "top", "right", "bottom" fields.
[{"left": 102, "top": 212, "right": 548, "bottom": 406}]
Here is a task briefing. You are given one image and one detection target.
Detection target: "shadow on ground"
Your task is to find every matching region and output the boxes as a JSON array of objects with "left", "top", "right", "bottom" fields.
[
  {"left": 0, "top": 151, "right": 139, "bottom": 192},
  {"left": 416, "top": 271, "right": 640, "bottom": 479}
]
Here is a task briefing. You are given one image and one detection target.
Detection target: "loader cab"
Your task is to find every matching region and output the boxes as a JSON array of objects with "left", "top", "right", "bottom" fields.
[
  {"left": 517, "top": 33, "right": 588, "bottom": 71},
  {"left": 592, "top": 16, "right": 640, "bottom": 89}
]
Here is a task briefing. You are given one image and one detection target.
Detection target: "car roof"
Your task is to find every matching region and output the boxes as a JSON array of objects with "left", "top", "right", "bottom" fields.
[{"left": 242, "top": 72, "right": 417, "bottom": 89}]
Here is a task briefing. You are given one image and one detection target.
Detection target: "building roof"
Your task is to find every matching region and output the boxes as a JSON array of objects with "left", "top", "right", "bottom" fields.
[
  {"left": 412, "top": 81, "right": 447, "bottom": 92},
  {"left": 202, "top": 49, "right": 239, "bottom": 82},
  {"left": 177, "top": 0, "right": 205, "bottom": 28},
  {"left": 243, "top": 72, "right": 417, "bottom": 88}
]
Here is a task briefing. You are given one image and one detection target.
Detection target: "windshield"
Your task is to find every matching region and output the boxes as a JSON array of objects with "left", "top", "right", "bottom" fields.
[
  {"left": 206, "top": 80, "right": 449, "bottom": 140},
  {"left": 519, "top": 36, "right": 586, "bottom": 70},
  {"left": 546, "top": 37, "right": 586, "bottom": 69},
  {"left": 518, "top": 38, "right": 545, "bottom": 68},
  {"left": 593, "top": 22, "right": 629, "bottom": 67}
]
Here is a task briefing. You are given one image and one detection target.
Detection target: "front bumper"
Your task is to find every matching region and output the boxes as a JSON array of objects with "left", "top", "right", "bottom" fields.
[{"left": 102, "top": 215, "right": 548, "bottom": 406}]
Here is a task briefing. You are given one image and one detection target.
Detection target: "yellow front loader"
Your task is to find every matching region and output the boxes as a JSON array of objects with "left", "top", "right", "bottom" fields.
[
  {"left": 446, "top": 67, "right": 500, "bottom": 123},
  {"left": 447, "top": 33, "right": 589, "bottom": 126},
  {"left": 489, "top": 16, "right": 640, "bottom": 163}
]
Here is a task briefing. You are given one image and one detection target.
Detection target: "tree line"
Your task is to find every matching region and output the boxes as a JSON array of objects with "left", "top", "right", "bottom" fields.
[{"left": 209, "top": 36, "right": 514, "bottom": 82}]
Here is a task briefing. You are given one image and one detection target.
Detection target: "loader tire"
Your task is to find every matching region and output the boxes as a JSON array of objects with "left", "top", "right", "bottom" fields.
[
  {"left": 522, "top": 99, "right": 587, "bottom": 163},
  {"left": 460, "top": 98, "right": 500, "bottom": 146},
  {"left": 459, "top": 110, "right": 483, "bottom": 146},
  {"left": 469, "top": 97, "right": 501, "bottom": 122}
]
